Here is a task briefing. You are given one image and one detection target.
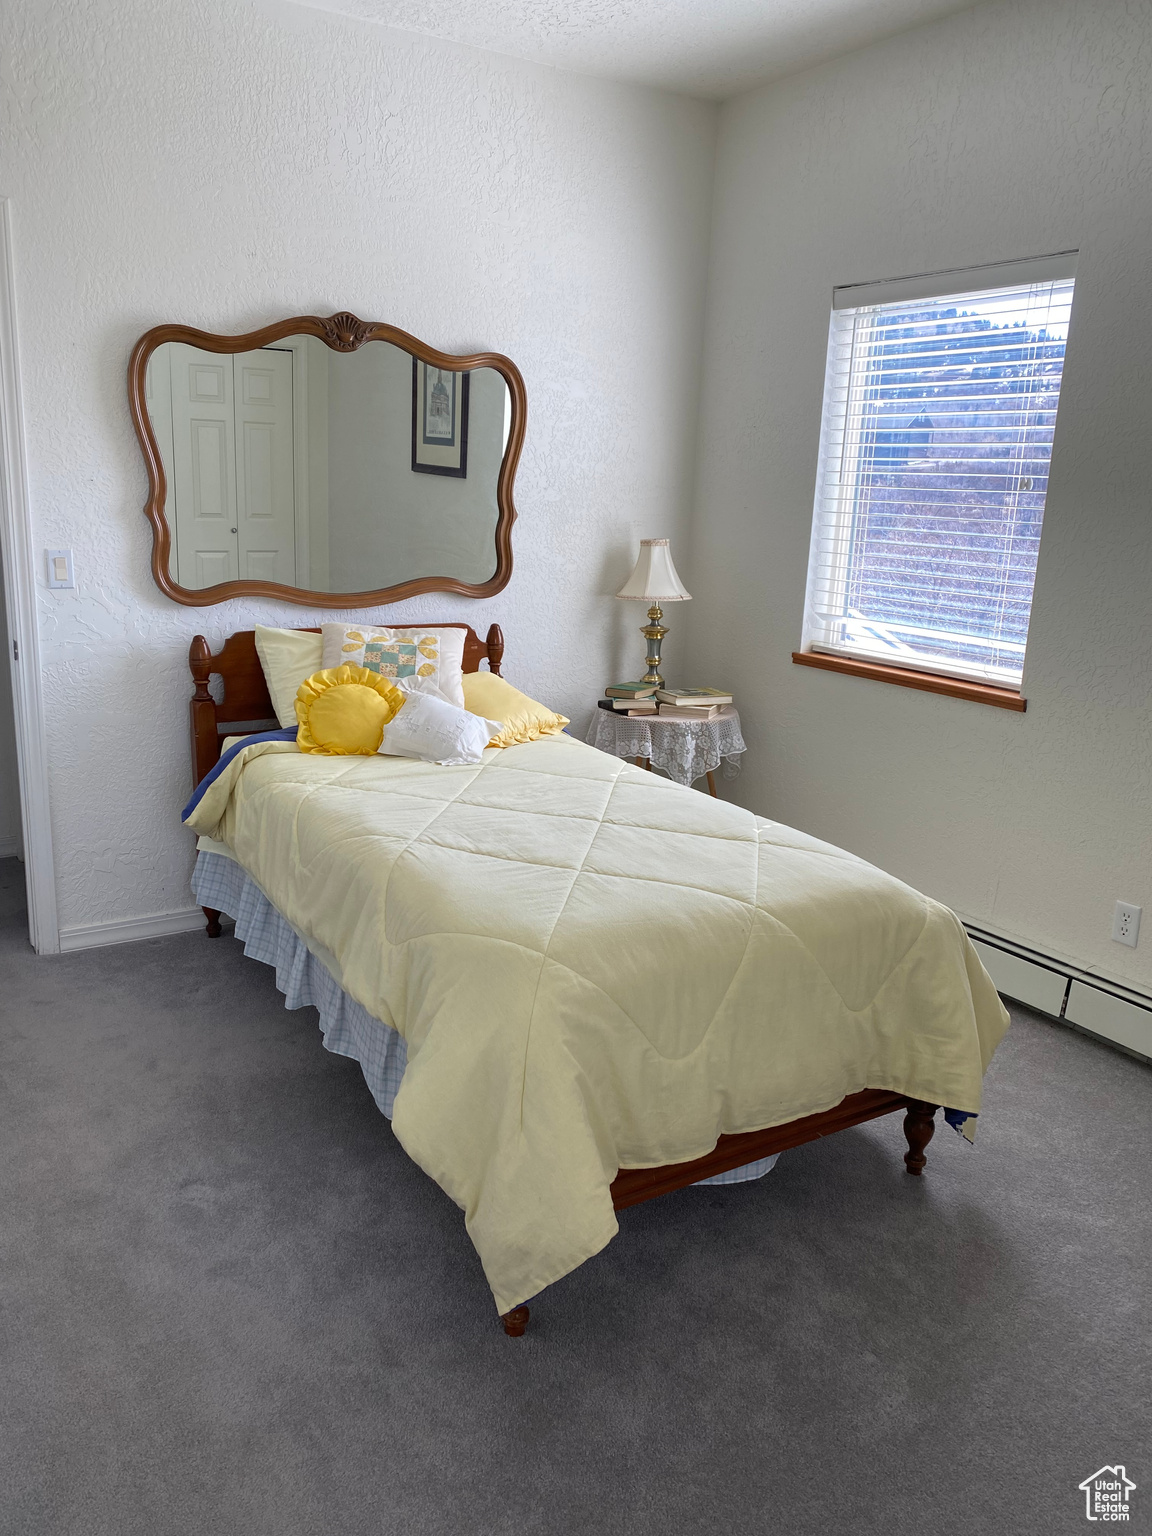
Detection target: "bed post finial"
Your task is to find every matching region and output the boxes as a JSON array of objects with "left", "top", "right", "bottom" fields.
[
  {"left": 190, "top": 634, "right": 212, "bottom": 694},
  {"left": 902, "top": 1100, "right": 938, "bottom": 1175},
  {"left": 189, "top": 634, "right": 219, "bottom": 790},
  {"left": 486, "top": 623, "right": 504, "bottom": 677}
]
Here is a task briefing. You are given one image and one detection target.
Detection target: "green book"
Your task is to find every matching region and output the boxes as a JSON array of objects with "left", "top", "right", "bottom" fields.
[
  {"left": 605, "top": 681, "right": 658, "bottom": 698},
  {"left": 655, "top": 687, "right": 734, "bottom": 706}
]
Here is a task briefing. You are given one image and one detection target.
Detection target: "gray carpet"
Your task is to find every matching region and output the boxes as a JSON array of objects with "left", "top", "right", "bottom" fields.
[{"left": 2, "top": 855, "right": 1149, "bottom": 1536}]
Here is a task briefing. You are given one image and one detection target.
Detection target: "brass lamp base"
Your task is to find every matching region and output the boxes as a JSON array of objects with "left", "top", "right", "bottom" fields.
[{"left": 640, "top": 603, "right": 668, "bottom": 688}]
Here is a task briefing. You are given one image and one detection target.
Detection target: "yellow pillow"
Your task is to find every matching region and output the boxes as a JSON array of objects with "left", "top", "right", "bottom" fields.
[
  {"left": 255, "top": 625, "right": 324, "bottom": 728},
  {"left": 461, "top": 670, "right": 569, "bottom": 748},
  {"left": 295, "top": 666, "right": 404, "bottom": 755}
]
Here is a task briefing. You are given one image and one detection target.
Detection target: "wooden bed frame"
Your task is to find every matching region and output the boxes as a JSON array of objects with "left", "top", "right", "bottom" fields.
[{"left": 188, "top": 623, "right": 939, "bottom": 1337}]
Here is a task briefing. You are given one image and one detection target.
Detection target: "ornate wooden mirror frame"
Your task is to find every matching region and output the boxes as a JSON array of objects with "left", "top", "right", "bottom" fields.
[{"left": 127, "top": 312, "right": 526, "bottom": 608}]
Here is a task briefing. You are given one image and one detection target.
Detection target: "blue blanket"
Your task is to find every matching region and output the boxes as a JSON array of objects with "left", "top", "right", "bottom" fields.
[
  {"left": 181, "top": 728, "right": 297, "bottom": 824},
  {"left": 944, "top": 1106, "right": 978, "bottom": 1141}
]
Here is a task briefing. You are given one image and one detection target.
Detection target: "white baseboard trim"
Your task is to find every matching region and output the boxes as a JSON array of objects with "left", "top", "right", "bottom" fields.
[
  {"left": 58, "top": 907, "right": 205, "bottom": 952},
  {"left": 0, "top": 835, "right": 21, "bottom": 858}
]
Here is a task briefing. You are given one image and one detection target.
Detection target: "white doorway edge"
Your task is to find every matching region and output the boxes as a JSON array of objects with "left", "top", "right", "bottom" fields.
[{"left": 0, "top": 198, "right": 59, "bottom": 954}]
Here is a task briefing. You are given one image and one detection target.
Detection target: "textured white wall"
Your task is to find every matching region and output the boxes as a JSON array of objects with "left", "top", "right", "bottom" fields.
[
  {"left": 688, "top": 0, "right": 1152, "bottom": 989},
  {"left": 0, "top": 0, "right": 715, "bottom": 935}
]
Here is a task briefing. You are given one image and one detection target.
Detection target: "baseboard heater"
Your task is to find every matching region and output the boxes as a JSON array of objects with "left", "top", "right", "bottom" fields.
[{"left": 964, "top": 924, "right": 1152, "bottom": 1065}]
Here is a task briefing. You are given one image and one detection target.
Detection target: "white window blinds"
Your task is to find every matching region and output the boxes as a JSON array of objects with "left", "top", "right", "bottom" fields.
[{"left": 802, "top": 256, "right": 1077, "bottom": 690}]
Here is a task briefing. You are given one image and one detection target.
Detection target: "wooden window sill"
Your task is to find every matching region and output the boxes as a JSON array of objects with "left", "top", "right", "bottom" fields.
[{"left": 791, "top": 651, "right": 1026, "bottom": 711}]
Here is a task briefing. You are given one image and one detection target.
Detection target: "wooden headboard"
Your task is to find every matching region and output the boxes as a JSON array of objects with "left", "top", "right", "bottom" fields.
[{"left": 188, "top": 623, "right": 504, "bottom": 787}]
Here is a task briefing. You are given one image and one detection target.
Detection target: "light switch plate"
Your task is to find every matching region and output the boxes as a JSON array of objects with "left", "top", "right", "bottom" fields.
[{"left": 46, "top": 549, "right": 74, "bottom": 589}]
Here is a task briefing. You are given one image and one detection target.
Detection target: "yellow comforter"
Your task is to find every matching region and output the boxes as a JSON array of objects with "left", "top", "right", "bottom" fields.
[{"left": 186, "top": 733, "right": 1009, "bottom": 1314}]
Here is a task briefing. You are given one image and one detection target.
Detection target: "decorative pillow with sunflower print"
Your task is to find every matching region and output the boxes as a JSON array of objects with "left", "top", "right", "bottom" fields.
[{"left": 320, "top": 624, "right": 467, "bottom": 708}]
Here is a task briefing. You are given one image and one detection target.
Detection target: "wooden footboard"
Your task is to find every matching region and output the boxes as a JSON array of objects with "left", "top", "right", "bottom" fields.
[
  {"left": 609, "top": 1088, "right": 919, "bottom": 1209},
  {"left": 500, "top": 1092, "right": 938, "bottom": 1335}
]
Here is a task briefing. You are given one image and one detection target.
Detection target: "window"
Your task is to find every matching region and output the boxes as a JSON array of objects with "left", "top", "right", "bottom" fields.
[{"left": 801, "top": 254, "right": 1077, "bottom": 694}]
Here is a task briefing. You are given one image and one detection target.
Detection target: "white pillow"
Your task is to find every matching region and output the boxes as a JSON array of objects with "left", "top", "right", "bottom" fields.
[
  {"left": 321, "top": 624, "right": 466, "bottom": 708},
  {"left": 254, "top": 626, "right": 324, "bottom": 728},
  {"left": 378, "top": 691, "right": 503, "bottom": 766}
]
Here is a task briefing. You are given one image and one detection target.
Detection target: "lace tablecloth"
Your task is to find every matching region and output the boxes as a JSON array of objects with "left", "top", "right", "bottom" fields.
[{"left": 585, "top": 705, "right": 746, "bottom": 787}]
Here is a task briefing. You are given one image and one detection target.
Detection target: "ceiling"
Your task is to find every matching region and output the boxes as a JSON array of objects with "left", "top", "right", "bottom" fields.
[{"left": 297, "top": 0, "right": 979, "bottom": 99}]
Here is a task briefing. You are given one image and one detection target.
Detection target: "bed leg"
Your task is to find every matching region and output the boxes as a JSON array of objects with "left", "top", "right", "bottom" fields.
[
  {"left": 902, "top": 1100, "right": 938, "bottom": 1175},
  {"left": 501, "top": 1305, "right": 530, "bottom": 1337},
  {"left": 202, "top": 906, "right": 223, "bottom": 939}
]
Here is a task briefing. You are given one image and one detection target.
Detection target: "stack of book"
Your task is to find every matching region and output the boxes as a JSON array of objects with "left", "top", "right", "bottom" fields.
[
  {"left": 598, "top": 681, "right": 658, "bottom": 717},
  {"left": 654, "top": 687, "right": 733, "bottom": 720},
  {"left": 598, "top": 683, "right": 734, "bottom": 719}
]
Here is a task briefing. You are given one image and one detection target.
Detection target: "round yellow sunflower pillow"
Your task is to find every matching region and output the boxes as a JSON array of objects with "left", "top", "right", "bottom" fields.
[{"left": 295, "top": 666, "right": 404, "bottom": 755}]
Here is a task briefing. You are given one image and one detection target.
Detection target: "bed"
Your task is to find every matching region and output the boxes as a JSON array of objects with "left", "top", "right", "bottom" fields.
[{"left": 183, "top": 622, "right": 1009, "bottom": 1335}]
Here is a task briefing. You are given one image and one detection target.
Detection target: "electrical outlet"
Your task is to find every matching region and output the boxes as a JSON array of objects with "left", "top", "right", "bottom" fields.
[{"left": 1112, "top": 902, "right": 1142, "bottom": 949}]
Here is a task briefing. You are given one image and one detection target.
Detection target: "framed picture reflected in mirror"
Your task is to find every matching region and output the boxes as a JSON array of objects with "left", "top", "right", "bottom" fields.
[{"left": 412, "top": 358, "right": 469, "bottom": 478}]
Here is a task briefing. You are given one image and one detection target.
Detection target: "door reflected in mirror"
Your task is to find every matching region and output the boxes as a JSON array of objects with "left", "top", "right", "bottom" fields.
[{"left": 143, "top": 334, "right": 513, "bottom": 595}]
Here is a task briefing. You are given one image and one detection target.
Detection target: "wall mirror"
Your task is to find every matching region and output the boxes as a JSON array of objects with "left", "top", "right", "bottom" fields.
[{"left": 128, "top": 313, "right": 525, "bottom": 607}]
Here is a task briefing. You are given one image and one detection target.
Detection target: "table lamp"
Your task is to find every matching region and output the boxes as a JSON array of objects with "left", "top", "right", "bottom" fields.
[{"left": 616, "top": 538, "right": 691, "bottom": 688}]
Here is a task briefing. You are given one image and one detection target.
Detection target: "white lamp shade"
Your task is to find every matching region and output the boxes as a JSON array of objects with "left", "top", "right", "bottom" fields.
[{"left": 616, "top": 539, "right": 691, "bottom": 601}]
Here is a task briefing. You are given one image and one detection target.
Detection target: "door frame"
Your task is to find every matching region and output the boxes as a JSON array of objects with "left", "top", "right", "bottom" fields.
[
  {"left": 0, "top": 198, "right": 59, "bottom": 953},
  {"left": 266, "top": 335, "right": 312, "bottom": 588}
]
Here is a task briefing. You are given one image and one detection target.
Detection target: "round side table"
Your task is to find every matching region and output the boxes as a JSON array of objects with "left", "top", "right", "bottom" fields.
[{"left": 585, "top": 705, "right": 746, "bottom": 793}]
